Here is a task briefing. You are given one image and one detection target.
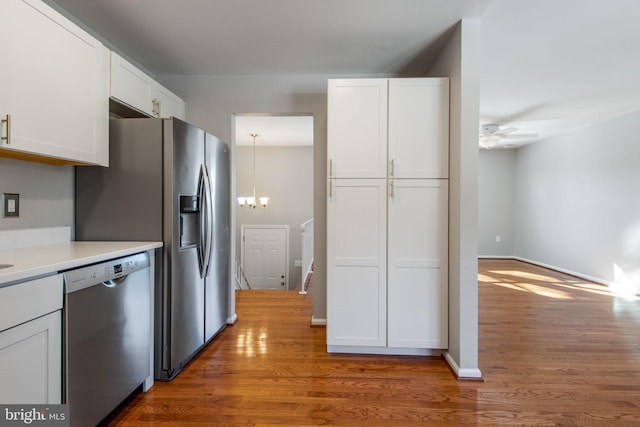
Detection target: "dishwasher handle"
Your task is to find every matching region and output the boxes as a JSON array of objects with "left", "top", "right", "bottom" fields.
[{"left": 102, "top": 276, "right": 127, "bottom": 288}]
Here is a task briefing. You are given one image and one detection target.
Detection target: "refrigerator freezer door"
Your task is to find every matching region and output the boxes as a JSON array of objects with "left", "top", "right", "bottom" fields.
[
  {"left": 163, "top": 119, "right": 206, "bottom": 375},
  {"left": 204, "top": 133, "right": 230, "bottom": 341}
]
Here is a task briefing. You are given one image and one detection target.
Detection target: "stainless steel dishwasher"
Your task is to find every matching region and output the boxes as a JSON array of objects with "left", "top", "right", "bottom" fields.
[{"left": 63, "top": 252, "right": 151, "bottom": 427}]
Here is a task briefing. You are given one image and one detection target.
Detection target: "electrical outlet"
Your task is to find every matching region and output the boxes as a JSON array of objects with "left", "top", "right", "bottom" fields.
[
  {"left": 294, "top": 260, "right": 302, "bottom": 267},
  {"left": 2, "top": 193, "right": 19, "bottom": 218},
  {"left": 495, "top": 235, "right": 501, "bottom": 243}
]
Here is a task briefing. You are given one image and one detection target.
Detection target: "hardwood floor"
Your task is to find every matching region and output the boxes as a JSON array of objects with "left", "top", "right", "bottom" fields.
[{"left": 103, "top": 259, "right": 640, "bottom": 426}]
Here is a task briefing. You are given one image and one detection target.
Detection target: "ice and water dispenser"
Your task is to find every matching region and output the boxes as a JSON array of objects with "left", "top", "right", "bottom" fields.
[{"left": 179, "top": 195, "right": 200, "bottom": 248}]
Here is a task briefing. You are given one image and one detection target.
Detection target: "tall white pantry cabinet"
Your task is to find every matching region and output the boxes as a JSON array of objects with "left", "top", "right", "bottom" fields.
[{"left": 327, "top": 78, "right": 449, "bottom": 355}]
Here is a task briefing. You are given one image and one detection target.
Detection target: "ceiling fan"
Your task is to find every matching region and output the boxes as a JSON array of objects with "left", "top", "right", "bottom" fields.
[{"left": 479, "top": 124, "right": 538, "bottom": 149}]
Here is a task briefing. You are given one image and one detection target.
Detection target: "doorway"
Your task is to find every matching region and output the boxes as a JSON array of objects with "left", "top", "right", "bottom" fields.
[{"left": 232, "top": 113, "right": 314, "bottom": 292}]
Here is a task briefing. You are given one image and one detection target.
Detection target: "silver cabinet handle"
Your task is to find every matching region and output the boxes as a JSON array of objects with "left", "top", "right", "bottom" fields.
[
  {"left": 157, "top": 100, "right": 162, "bottom": 117},
  {"left": 1, "top": 114, "right": 10, "bottom": 145},
  {"left": 389, "top": 180, "right": 394, "bottom": 198},
  {"left": 389, "top": 159, "right": 394, "bottom": 177},
  {"left": 329, "top": 180, "right": 333, "bottom": 198},
  {"left": 329, "top": 158, "right": 333, "bottom": 178},
  {"left": 152, "top": 99, "right": 159, "bottom": 116}
]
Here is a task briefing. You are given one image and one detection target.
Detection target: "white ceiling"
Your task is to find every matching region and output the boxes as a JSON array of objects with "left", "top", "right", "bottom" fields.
[
  {"left": 235, "top": 115, "right": 313, "bottom": 146},
  {"left": 47, "top": 0, "right": 640, "bottom": 148}
]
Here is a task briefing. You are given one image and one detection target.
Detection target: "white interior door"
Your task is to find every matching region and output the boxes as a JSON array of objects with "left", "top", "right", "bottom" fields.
[{"left": 242, "top": 226, "right": 288, "bottom": 290}]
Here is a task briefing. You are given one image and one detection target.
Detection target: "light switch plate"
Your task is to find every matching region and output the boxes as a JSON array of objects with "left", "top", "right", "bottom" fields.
[{"left": 2, "top": 193, "right": 19, "bottom": 218}]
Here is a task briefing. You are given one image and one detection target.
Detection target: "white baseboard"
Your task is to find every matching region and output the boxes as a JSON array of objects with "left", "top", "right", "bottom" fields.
[
  {"left": 443, "top": 352, "right": 483, "bottom": 380},
  {"left": 227, "top": 313, "right": 238, "bottom": 325},
  {"left": 310, "top": 317, "right": 326, "bottom": 326}
]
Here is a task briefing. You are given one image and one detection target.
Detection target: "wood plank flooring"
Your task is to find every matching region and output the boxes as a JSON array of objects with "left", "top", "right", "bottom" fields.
[{"left": 103, "top": 259, "right": 640, "bottom": 426}]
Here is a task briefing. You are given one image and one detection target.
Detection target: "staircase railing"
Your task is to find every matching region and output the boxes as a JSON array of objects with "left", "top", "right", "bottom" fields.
[
  {"left": 235, "top": 258, "right": 252, "bottom": 290},
  {"left": 299, "top": 218, "right": 314, "bottom": 295}
]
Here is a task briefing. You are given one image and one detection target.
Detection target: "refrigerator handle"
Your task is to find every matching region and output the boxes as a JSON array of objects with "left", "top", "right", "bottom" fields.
[
  {"left": 201, "top": 164, "right": 214, "bottom": 278},
  {"left": 198, "top": 165, "right": 210, "bottom": 278}
]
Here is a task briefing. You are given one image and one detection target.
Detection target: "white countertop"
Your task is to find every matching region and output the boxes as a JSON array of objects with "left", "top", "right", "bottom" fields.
[{"left": 0, "top": 241, "right": 163, "bottom": 286}]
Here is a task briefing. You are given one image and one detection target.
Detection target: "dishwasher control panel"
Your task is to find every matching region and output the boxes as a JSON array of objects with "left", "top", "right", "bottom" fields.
[{"left": 64, "top": 252, "right": 150, "bottom": 294}]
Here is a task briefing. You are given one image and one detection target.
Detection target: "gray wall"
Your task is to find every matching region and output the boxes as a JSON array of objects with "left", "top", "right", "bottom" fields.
[
  {"left": 427, "top": 19, "right": 482, "bottom": 377},
  {"left": 0, "top": 158, "right": 74, "bottom": 231},
  {"left": 478, "top": 149, "right": 516, "bottom": 256},
  {"left": 235, "top": 145, "right": 313, "bottom": 289},
  {"left": 513, "top": 110, "right": 640, "bottom": 288}
]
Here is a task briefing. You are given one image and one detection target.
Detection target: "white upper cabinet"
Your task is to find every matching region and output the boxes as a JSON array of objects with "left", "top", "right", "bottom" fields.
[
  {"left": 388, "top": 78, "right": 449, "bottom": 179},
  {"left": 327, "top": 79, "right": 388, "bottom": 178},
  {"left": 327, "top": 77, "right": 449, "bottom": 180},
  {"left": 0, "top": 0, "right": 109, "bottom": 166},
  {"left": 154, "top": 84, "right": 185, "bottom": 120},
  {"left": 110, "top": 52, "right": 185, "bottom": 120},
  {"left": 110, "top": 52, "right": 156, "bottom": 117}
]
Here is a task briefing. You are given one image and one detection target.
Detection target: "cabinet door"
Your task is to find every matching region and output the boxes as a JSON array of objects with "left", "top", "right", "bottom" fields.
[
  {"left": 0, "top": 0, "right": 108, "bottom": 166},
  {"left": 388, "top": 78, "right": 449, "bottom": 178},
  {"left": 154, "top": 84, "right": 185, "bottom": 120},
  {"left": 110, "top": 52, "right": 185, "bottom": 119},
  {"left": 387, "top": 179, "right": 448, "bottom": 348},
  {"left": 327, "top": 179, "right": 387, "bottom": 347},
  {"left": 0, "top": 311, "right": 62, "bottom": 404},
  {"left": 110, "top": 51, "right": 156, "bottom": 117},
  {"left": 327, "top": 79, "right": 387, "bottom": 178}
]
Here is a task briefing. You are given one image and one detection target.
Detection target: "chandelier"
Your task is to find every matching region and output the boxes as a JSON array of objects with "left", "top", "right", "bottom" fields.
[{"left": 237, "top": 133, "right": 269, "bottom": 208}]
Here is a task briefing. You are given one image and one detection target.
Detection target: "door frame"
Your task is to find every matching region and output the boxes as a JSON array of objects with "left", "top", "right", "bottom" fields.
[{"left": 240, "top": 224, "right": 290, "bottom": 290}]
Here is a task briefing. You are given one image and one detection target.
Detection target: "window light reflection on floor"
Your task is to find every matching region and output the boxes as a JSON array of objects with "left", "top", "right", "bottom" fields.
[
  {"left": 492, "top": 281, "right": 573, "bottom": 300},
  {"left": 610, "top": 263, "right": 640, "bottom": 299},
  {"left": 481, "top": 267, "right": 640, "bottom": 301}
]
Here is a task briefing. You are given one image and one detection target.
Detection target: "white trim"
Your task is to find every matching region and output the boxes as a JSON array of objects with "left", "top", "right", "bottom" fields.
[
  {"left": 444, "top": 351, "right": 483, "bottom": 380},
  {"left": 310, "top": 316, "right": 326, "bottom": 326},
  {"left": 478, "top": 255, "right": 513, "bottom": 259},
  {"left": 227, "top": 313, "right": 238, "bottom": 325}
]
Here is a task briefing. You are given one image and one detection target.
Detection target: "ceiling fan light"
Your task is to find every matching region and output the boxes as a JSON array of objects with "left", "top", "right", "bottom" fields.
[{"left": 480, "top": 136, "right": 499, "bottom": 148}]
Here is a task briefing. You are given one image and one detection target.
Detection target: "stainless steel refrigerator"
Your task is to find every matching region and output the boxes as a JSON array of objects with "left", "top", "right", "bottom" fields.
[{"left": 75, "top": 117, "right": 230, "bottom": 381}]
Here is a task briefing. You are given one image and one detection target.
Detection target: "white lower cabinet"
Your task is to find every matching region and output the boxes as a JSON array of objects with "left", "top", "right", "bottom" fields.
[
  {"left": 0, "top": 311, "right": 62, "bottom": 404},
  {"left": 327, "top": 179, "right": 448, "bottom": 354},
  {"left": 0, "top": 274, "right": 63, "bottom": 404},
  {"left": 327, "top": 179, "right": 387, "bottom": 347},
  {"left": 387, "top": 179, "right": 448, "bottom": 349}
]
